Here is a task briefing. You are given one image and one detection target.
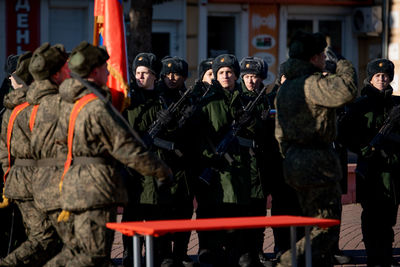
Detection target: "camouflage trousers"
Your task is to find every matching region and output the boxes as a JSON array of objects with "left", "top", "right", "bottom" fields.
[
  {"left": 51, "top": 206, "right": 117, "bottom": 267},
  {"left": 0, "top": 200, "right": 60, "bottom": 267},
  {"left": 276, "top": 182, "right": 342, "bottom": 267},
  {"left": 43, "top": 210, "right": 75, "bottom": 267}
]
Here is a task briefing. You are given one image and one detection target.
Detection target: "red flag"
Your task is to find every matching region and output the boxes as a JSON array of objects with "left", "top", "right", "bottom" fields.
[{"left": 94, "top": 0, "right": 129, "bottom": 111}]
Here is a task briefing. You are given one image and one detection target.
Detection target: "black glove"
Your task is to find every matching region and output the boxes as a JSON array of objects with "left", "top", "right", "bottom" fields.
[
  {"left": 157, "top": 109, "right": 172, "bottom": 125},
  {"left": 324, "top": 60, "right": 337, "bottom": 74},
  {"left": 325, "top": 46, "right": 339, "bottom": 64}
]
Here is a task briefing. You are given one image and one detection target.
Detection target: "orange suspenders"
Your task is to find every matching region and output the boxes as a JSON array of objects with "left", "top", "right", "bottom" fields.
[
  {"left": 59, "top": 93, "right": 98, "bottom": 192},
  {"left": 29, "top": 105, "right": 39, "bottom": 131},
  {"left": 4, "top": 103, "right": 40, "bottom": 183},
  {"left": 3, "top": 102, "right": 30, "bottom": 183}
]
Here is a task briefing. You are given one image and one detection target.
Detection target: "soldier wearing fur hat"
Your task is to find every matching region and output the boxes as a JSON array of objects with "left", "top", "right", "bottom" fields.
[
  {"left": 47, "top": 42, "right": 171, "bottom": 266},
  {"left": 0, "top": 47, "right": 66, "bottom": 266},
  {"left": 123, "top": 54, "right": 197, "bottom": 267},
  {"left": 275, "top": 30, "right": 357, "bottom": 266},
  {"left": 195, "top": 54, "right": 265, "bottom": 266},
  {"left": 0, "top": 55, "right": 20, "bottom": 107},
  {"left": 0, "top": 58, "right": 28, "bottom": 260},
  {"left": 236, "top": 56, "right": 277, "bottom": 265},
  {"left": 338, "top": 58, "right": 400, "bottom": 267},
  {"left": 198, "top": 58, "right": 214, "bottom": 86}
]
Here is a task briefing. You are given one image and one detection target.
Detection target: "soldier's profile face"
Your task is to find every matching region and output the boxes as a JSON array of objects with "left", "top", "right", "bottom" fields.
[
  {"left": 217, "top": 67, "right": 237, "bottom": 90},
  {"left": 9, "top": 74, "right": 23, "bottom": 89},
  {"left": 95, "top": 63, "right": 109, "bottom": 86},
  {"left": 52, "top": 62, "right": 70, "bottom": 85},
  {"left": 202, "top": 69, "right": 214, "bottom": 85},
  {"left": 135, "top": 66, "right": 156, "bottom": 90},
  {"left": 370, "top": 72, "right": 390, "bottom": 91},
  {"left": 164, "top": 72, "right": 185, "bottom": 89},
  {"left": 242, "top": 74, "right": 262, "bottom": 91}
]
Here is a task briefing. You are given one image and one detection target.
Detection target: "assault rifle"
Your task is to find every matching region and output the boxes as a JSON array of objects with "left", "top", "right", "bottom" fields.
[
  {"left": 199, "top": 86, "right": 267, "bottom": 185},
  {"left": 146, "top": 87, "right": 193, "bottom": 150},
  {"left": 370, "top": 106, "right": 400, "bottom": 149},
  {"left": 177, "top": 81, "right": 211, "bottom": 128},
  {"left": 356, "top": 105, "right": 400, "bottom": 178}
]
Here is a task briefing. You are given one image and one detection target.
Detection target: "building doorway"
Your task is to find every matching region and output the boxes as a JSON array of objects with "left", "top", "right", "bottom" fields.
[{"left": 279, "top": 5, "right": 357, "bottom": 67}]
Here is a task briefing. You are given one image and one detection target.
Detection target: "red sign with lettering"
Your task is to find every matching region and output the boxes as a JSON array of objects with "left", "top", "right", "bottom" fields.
[{"left": 6, "top": 0, "right": 40, "bottom": 56}]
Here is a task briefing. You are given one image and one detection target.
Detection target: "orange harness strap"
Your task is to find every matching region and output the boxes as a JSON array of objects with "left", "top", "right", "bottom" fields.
[
  {"left": 59, "top": 93, "right": 98, "bottom": 192},
  {"left": 4, "top": 102, "right": 30, "bottom": 183},
  {"left": 29, "top": 105, "right": 39, "bottom": 131}
]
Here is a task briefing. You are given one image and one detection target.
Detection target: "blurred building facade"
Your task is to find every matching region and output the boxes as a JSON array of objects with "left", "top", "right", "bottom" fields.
[{"left": 0, "top": 0, "right": 398, "bottom": 92}]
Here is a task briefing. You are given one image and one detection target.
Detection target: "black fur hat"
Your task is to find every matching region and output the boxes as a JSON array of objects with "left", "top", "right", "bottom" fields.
[
  {"left": 161, "top": 56, "right": 188, "bottom": 78},
  {"left": 198, "top": 58, "right": 214, "bottom": 80},
  {"left": 5, "top": 54, "right": 19, "bottom": 76},
  {"left": 289, "top": 30, "right": 327, "bottom": 61},
  {"left": 367, "top": 58, "right": 394, "bottom": 82},
  {"left": 240, "top": 56, "right": 268, "bottom": 80},
  {"left": 212, "top": 54, "right": 240, "bottom": 79},
  {"left": 133, "top": 52, "right": 161, "bottom": 78}
]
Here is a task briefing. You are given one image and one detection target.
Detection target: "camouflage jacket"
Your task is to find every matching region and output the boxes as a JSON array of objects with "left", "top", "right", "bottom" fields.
[
  {"left": 123, "top": 82, "right": 194, "bottom": 205},
  {"left": 57, "top": 78, "right": 170, "bottom": 211},
  {"left": 275, "top": 58, "right": 357, "bottom": 156},
  {"left": 275, "top": 58, "right": 357, "bottom": 189},
  {"left": 0, "top": 85, "right": 35, "bottom": 200},
  {"left": 26, "top": 79, "right": 63, "bottom": 211}
]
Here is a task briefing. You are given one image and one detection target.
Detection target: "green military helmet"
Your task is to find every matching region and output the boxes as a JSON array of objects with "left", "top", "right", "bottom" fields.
[
  {"left": 68, "top": 41, "right": 109, "bottom": 78},
  {"left": 29, "top": 42, "right": 68, "bottom": 81},
  {"left": 13, "top": 51, "right": 33, "bottom": 86}
]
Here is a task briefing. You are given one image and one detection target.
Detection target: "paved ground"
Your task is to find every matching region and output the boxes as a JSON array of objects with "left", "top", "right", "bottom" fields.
[{"left": 110, "top": 203, "right": 400, "bottom": 266}]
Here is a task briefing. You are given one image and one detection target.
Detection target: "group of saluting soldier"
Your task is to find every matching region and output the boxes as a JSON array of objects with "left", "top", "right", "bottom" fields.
[{"left": 0, "top": 29, "right": 399, "bottom": 267}]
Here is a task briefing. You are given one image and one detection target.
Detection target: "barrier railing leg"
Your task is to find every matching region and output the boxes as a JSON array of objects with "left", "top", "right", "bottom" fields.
[
  {"left": 133, "top": 235, "right": 141, "bottom": 267},
  {"left": 145, "top": 235, "right": 154, "bottom": 267},
  {"left": 290, "top": 226, "right": 297, "bottom": 267},
  {"left": 305, "top": 226, "right": 311, "bottom": 267}
]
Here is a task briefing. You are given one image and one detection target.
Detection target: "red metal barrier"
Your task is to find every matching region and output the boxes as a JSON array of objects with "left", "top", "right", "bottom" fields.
[{"left": 107, "top": 215, "right": 340, "bottom": 267}]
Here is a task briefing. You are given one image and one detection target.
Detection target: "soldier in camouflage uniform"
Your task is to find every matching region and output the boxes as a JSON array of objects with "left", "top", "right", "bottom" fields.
[
  {"left": 0, "top": 51, "right": 66, "bottom": 267},
  {"left": 123, "top": 54, "right": 195, "bottom": 267},
  {"left": 275, "top": 30, "right": 357, "bottom": 267},
  {"left": 22, "top": 43, "right": 77, "bottom": 267},
  {"left": 55, "top": 42, "right": 171, "bottom": 267},
  {"left": 0, "top": 54, "right": 27, "bottom": 259},
  {"left": 338, "top": 59, "right": 400, "bottom": 267},
  {"left": 196, "top": 54, "right": 266, "bottom": 266}
]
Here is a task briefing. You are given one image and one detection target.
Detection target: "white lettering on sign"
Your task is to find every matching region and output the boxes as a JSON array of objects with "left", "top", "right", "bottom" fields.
[
  {"left": 14, "top": 0, "right": 31, "bottom": 52},
  {"left": 17, "top": 30, "right": 30, "bottom": 44},
  {"left": 15, "top": 0, "right": 30, "bottom": 12},
  {"left": 17, "top": 13, "right": 29, "bottom": 28},
  {"left": 17, "top": 46, "right": 24, "bottom": 55}
]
